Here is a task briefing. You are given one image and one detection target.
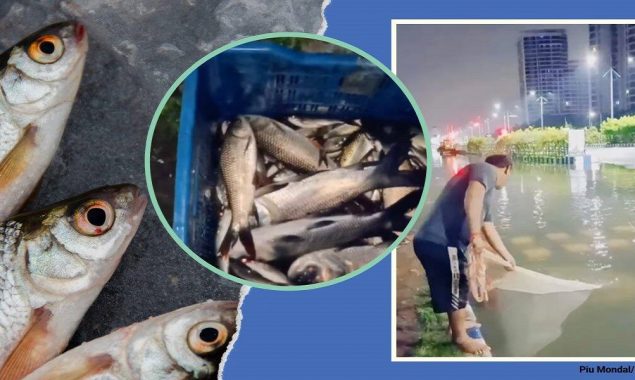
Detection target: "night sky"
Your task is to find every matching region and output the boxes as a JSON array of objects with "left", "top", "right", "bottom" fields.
[{"left": 396, "top": 24, "right": 587, "bottom": 135}]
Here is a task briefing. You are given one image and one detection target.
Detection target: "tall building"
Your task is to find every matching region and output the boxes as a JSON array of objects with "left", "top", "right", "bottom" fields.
[
  {"left": 589, "top": 24, "right": 635, "bottom": 116},
  {"left": 562, "top": 61, "right": 592, "bottom": 117},
  {"left": 518, "top": 29, "right": 569, "bottom": 125}
]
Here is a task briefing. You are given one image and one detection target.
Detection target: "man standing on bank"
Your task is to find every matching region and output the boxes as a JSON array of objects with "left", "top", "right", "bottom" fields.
[{"left": 413, "top": 154, "right": 516, "bottom": 355}]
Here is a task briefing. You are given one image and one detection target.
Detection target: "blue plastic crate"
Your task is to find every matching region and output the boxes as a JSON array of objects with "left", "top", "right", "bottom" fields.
[{"left": 173, "top": 41, "right": 419, "bottom": 259}]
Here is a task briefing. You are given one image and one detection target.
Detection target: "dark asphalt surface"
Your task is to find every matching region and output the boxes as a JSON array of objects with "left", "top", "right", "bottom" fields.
[{"left": 0, "top": 0, "right": 324, "bottom": 346}]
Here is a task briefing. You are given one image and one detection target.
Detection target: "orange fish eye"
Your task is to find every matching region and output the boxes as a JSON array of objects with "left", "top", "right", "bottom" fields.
[
  {"left": 72, "top": 200, "right": 115, "bottom": 236},
  {"left": 187, "top": 322, "right": 228, "bottom": 355},
  {"left": 27, "top": 34, "right": 64, "bottom": 64}
]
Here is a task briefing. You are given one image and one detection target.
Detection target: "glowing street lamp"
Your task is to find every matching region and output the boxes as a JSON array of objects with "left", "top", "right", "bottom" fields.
[
  {"left": 529, "top": 90, "right": 536, "bottom": 97},
  {"left": 494, "top": 102, "right": 501, "bottom": 111},
  {"left": 629, "top": 56, "right": 634, "bottom": 64}
]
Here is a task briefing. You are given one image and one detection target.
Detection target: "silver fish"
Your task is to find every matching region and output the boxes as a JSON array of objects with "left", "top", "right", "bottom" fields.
[
  {"left": 255, "top": 144, "right": 423, "bottom": 224},
  {"left": 0, "top": 21, "right": 88, "bottom": 221},
  {"left": 218, "top": 117, "right": 257, "bottom": 270},
  {"left": 323, "top": 122, "right": 361, "bottom": 139},
  {"left": 229, "top": 258, "right": 290, "bottom": 285},
  {"left": 24, "top": 300, "right": 237, "bottom": 380},
  {"left": 288, "top": 244, "right": 389, "bottom": 285},
  {"left": 245, "top": 115, "right": 325, "bottom": 172},
  {"left": 0, "top": 184, "right": 146, "bottom": 379},
  {"left": 286, "top": 116, "right": 347, "bottom": 130},
  {"left": 340, "top": 132, "right": 374, "bottom": 167},
  {"left": 231, "top": 191, "right": 419, "bottom": 263}
]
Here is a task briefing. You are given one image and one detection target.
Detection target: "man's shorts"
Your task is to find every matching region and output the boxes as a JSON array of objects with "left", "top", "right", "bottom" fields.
[{"left": 413, "top": 238, "right": 468, "bottom": 313}]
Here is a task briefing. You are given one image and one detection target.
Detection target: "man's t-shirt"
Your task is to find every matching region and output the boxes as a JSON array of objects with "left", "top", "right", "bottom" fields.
[{"left": 416, "top": 162, "right": 497, "bottom": 250}]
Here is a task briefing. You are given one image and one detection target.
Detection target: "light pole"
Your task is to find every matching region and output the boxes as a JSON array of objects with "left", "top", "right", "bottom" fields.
[
  {"left": 536, "top": 96, "right": 547, "bottom": 128},
  {"left": 602, "top": 67, "right": 621, "bottom": 119}
]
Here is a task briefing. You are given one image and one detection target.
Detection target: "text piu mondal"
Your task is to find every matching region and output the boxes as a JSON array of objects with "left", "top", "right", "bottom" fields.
[{"left": 580, "top": 366, "right": 635, "bottom": 374}]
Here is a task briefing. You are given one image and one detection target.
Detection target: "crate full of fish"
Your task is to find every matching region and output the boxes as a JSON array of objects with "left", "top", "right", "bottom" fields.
[{"left": 173, "top": 41, "right": 427, "bottom": 286}]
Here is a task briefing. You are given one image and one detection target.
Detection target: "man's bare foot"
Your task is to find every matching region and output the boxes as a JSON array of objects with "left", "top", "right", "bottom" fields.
[{"left": 453, "top": 335, "right": 490, "bottom": 355}]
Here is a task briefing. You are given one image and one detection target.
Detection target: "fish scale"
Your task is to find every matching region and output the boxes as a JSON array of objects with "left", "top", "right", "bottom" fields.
[
  {"left": 0, "top": 221, "right": 32, "bottom": 368},
  {"left": 0, "top": 185, "right": 146, "bottom": 378},
  {"left": 246, "top": 115, "right": 323, "bottom": 172}
]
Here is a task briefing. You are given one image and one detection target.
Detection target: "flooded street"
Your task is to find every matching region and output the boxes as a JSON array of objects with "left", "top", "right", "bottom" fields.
[{"left": 399, "top": 152, "right": 635, "bottom": 357}]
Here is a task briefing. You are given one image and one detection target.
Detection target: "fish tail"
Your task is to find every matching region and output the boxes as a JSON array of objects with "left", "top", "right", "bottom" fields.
[
  {"left": 218, "top": 227, "right": 239, "bottom": 272},
  {"left": 239, "top": 228, "right": 257, "bottom": 260},
  {"left": 383, "top": 189, "right": 422, "bottom": 231},
  {"left": 318, "top": 147, "right": 328, "bottom": 169},
  {"left": 370, "top": 143, "right": 410, "bottom": 187}
]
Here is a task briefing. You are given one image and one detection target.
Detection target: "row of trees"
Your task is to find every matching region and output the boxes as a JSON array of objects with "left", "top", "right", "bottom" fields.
[{"left": 466, "top": 115, "right": 635, "bottom": 155}]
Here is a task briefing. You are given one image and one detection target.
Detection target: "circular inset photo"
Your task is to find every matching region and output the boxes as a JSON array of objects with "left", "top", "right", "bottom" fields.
[{"left": 146, "top": 33, "right": 430, "bottom": 289}]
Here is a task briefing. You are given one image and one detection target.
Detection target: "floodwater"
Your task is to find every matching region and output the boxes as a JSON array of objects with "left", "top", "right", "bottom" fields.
[{"left": 402, "top": 152, "right": 635, "bottom": 357}]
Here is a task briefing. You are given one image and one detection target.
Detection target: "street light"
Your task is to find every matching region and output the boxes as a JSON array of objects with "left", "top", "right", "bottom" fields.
[
  {"left": 603, "top": 67, "right": 621, "bottom": 118},
  {"left": 536, "top": 96, "right": 547, "bottom": 128},
  {"left": 494, "top": 102, "right": 501, "bottom": 111},
  {"left": 628, "top": 56, "right": 634, "bottom": 64},
  {"left": 529, "top": 90, "right": 536, "bottom": 97}
]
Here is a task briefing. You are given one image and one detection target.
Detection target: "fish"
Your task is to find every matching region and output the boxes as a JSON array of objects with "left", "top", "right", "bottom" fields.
[
  {"left": 23, "top": 300, "right": 237, "bottom": 380},
  {"left": 288, "top": 244, "right": 389, "bottom": 285},
  {"left": 229, "top": 258, "right": 290, "bottom": 285},
  {"left": 245, "top": 115, "right": 326, "bottom": 172},
  {"left": 218, "top": 117, "right": 257, "bottom": 271},
  {"left": 286, "top": 116, "right": 349, "bottom": 130},
  {"left": 382, "top": 160, "right": 418, "bottom": 208},
  {"left": 255, "top": 144, "right": 423, "bottom": 224},
  {"left": 339, "top": 132, "right": 374, "bottom": 167},
  {"left": 0, "top": 184, "right": 146, "bottom": 379},
  {"left": 232, "top": 190, "right": 420, "bottom": 263},
  {"left": 323, "top": 122, "right": 361, "bottom": 139},
  {"left": 0, "top": 21, "right": 88, "bottom": 221}
]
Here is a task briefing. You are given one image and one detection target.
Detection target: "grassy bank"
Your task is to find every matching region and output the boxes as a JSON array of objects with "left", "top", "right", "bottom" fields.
[{"left": 413, "top": 288, "right": 463, "bottom": 357}]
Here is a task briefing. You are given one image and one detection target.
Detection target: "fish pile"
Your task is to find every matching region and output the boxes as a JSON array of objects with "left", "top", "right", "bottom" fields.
[
  {"left": 0, "top": 23, "right": 238, "bottom": 379},
  {"left": 215, "top": 115, "right": 426, "bottom": 285}
]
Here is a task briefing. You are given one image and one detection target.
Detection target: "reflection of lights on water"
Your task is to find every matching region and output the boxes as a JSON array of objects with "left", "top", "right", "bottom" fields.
[
  {"left": 532, "top": 189, "right": 546, "bottom": 229},
  {"left": 496, "top": 187, "right": 511, "bottom": 230}
]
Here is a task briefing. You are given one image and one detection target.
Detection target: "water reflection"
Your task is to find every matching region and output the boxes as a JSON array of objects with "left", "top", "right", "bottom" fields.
[{"left": 420, "top": 153, "right": 635, "bottom": 356}]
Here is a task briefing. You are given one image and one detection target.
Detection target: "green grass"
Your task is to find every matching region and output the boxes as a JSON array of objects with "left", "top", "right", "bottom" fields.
[{"left": 413, "top": 289, "right": 463, "bottom": 357}]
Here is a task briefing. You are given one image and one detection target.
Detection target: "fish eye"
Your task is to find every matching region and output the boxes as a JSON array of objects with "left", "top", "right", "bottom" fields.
[
  {"left": 72, "top": 200, "right": 115, "bottom": 236},
  {"left": 187, "top": 322, "right": 228, "bottom": 355},
  {"left": 27, "top": 34, "right": 64, "bottom": 64}
]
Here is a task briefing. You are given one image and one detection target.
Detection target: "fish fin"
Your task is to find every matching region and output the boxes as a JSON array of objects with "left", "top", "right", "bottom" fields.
[
  {"left": 244, "top": 135, "right": 255, "bottom": 154},
  {"left": 218, "top": 254, "right": 230, "bottom": 273},
  {"left": 318, "top": 147, "right": 328, "bottom": 168},
  {"left": 34, "top": 354, "right": 114, "bottom": 380},
  {"left": 230, "top": 258, "right": 290, "bottom": 285},
  {"left": 251, "top": 203, "right": 260, "bottom": 226},
  {"left": 0, "top": 307, "right": 53, "bottom": 379},
  {"left": 218, "top": 228, "right": 239, "bottom": 271},
  {"left": 0, "top": 124, "right": 37, "bottom": 191},
  {"left": 370, "top": 142, "right": 410, "bottom": 187},
  {"left": 382, "top": 189, "right": 422, "bottom": 231},
  {"left": 306, "top": 220, "right": 336, "bottom": 230},
  {"left": 238, "top": 228, "right": 256, "bottom": 260}
]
